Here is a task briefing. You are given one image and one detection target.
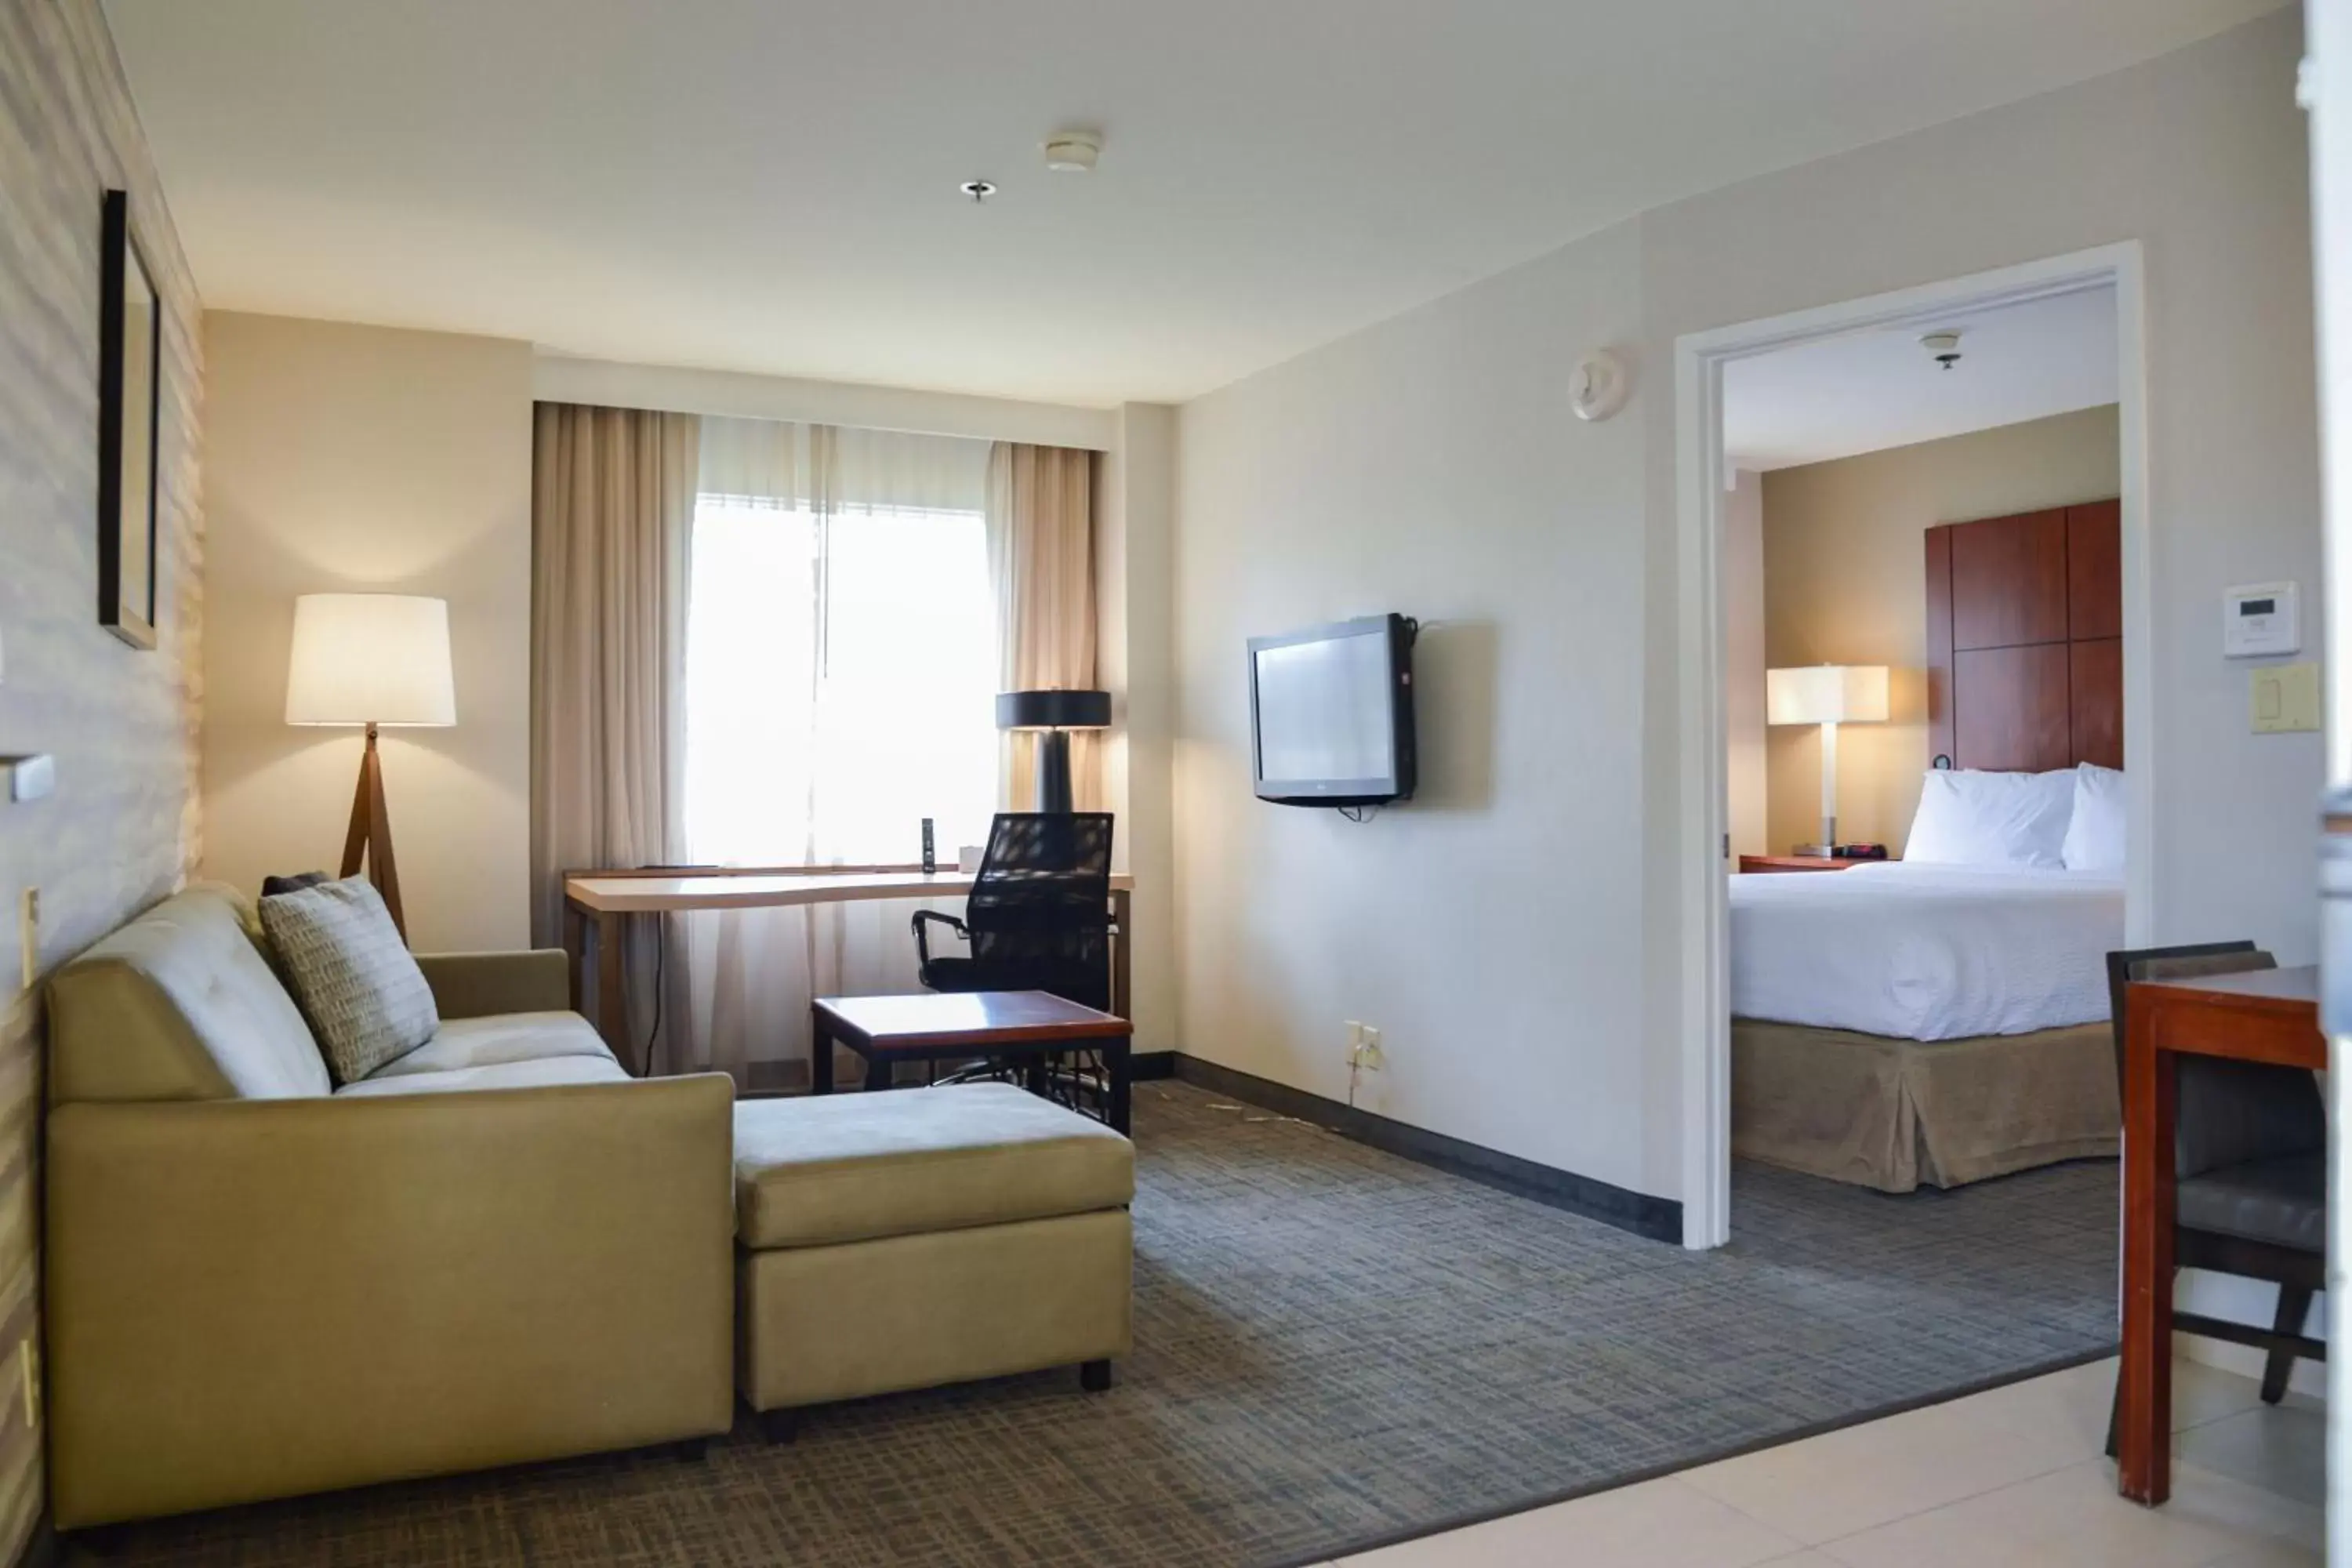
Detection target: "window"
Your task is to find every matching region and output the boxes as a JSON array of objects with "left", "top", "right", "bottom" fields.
[{"left": 683, "top": 481, "right": 999, "bottom": 868}]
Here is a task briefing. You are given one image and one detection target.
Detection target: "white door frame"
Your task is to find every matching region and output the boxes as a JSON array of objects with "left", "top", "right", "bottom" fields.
[{"left": 1673, "top": 242, "right": 2154, "bottom": 1250}]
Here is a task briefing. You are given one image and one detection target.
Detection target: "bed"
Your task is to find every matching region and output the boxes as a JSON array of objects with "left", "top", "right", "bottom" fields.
[
  {"left": 1729, "top": 861, "right": 2124, "bottom": 1192},
  {"left": 1730, "top": 499, "right": 2127, "bottom": 1192}
]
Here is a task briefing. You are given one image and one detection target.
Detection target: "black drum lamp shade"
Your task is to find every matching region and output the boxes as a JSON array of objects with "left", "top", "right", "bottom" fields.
[
  {"left": 996, "top": 689, "right": 1112, "bottom": 811},
  {"left": 996, "top": 690, "right": 1112, "bottom": 731}
]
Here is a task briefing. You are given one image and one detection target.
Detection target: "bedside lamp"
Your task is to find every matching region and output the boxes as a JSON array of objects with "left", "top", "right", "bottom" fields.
[
  {"left": 996, "top": 689, "right": 1111, "bottom": 813},
  {"left": 286, "top": 593, "right": 456, "bottom": 937},
  {"left": 1766, "top": 664, "right": 1888, "bottom": 857}
]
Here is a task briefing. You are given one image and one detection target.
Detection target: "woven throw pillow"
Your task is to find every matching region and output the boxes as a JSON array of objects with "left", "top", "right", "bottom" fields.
[{"left": 259, "top": 877, "right": 437, "bottom": 1084}]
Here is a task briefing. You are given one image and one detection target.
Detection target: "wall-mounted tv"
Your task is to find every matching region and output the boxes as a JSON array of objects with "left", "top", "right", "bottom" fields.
[{"left": 1247, "top": 613, "right": 1417, "bottom": 808}]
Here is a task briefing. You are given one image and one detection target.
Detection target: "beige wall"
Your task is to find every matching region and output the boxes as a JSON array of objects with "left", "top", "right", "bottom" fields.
[
  {"left": 203, "top": 311, "right": 1150, "bottom": 975},
  {"left": 1177, "top": 216, "right": 1652, "bottom": 1173},
  {"left": 1095, "top": 404, "right": 1181, "bottom": 1056},
  {"left": 1178, "top": 12, "right": 2318, "bottom": 1210},
  {"left": 0, "top": 0, "right": 205, "bottom": 1551},
  {"left": 202, "top": 313, "right": 534, "bottom": 952},
  {"left": 1759, "top": 405, "right": 2121, "bottom": 856}
]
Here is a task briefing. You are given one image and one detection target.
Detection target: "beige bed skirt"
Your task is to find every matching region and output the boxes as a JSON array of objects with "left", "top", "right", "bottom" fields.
[{"left": 1733, "top": 1018, "right": 2122, "bottom": 1193}]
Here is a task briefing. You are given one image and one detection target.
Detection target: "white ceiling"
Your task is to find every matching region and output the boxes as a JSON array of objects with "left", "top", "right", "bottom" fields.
[
  {"left": 1722, "top": 286, "right": 2120, "bottom": 471},
  {"left": 105, "top": 0, "right": 2278, "bottom": 407}
]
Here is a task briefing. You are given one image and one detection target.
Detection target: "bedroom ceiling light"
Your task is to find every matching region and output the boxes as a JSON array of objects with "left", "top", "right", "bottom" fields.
[
  {"left": 1921, "top": 329, "right": 1964, "bottom": 371},
  {"left": 1767, "top": 664, "right": 1889, "bottom": 856},
  {"left": 959, "top": 179, "right": 998, "bottom": 203},
  {"left": 1043, "top": 131, "right": 1101, "bottom": 172}
]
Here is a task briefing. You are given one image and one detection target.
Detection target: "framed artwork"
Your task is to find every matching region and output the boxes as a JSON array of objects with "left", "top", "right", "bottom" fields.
[{"left": 97, "top": 187, "right": 161, "bottom": 649}]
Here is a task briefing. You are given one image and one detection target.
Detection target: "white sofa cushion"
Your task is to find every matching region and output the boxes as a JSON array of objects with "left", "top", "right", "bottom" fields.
[
  {"left": 46, "top": 884, "right": 332, "bottom": 1102},
  {"left": 732, "top": 1083, "right": 1134, "bottom": 1250},
  {"left": 367, "top": 1011, "right": 616, "bottom": 1080},
  {"left": 335, "top": 1054, "right": 631, "bottom": 1097}
]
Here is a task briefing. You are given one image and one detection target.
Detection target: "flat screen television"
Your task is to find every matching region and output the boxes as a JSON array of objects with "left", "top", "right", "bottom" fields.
[{"left": 1247, "top": 613, "right": 1417, "bottom": 808}]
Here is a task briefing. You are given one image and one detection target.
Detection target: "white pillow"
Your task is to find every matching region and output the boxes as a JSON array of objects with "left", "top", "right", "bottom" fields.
[
  {"left": 1903, "top": 768, "right": 2075, "bottom": 869},
  {"left": 2060, "top": 763, "right": 2127, "bottom": 873}
]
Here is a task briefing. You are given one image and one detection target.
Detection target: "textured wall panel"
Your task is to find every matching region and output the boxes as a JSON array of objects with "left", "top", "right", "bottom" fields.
[{"left": 0, "top": 0, "right": 203, "bottom": 1555}]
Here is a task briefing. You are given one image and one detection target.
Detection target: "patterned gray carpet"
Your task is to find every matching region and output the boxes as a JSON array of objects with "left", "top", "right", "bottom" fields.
[{"left": 71, "top": 1081, "right": 2119, "bottom": 1567}]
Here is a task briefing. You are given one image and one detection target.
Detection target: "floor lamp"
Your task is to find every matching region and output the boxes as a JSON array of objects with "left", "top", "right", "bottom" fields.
[
  {"left": 1766, "top": 663, "right": 1889, "bottom": 856},
  {"left": 285, "top": 593, "right": 456, "bottom": 938},
  {"left": 996, "top": 689, "right": 1112, "bottom": 811}
]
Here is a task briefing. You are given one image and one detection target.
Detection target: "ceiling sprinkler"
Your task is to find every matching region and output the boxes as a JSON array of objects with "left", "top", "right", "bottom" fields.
[{"left": 1921, "top": 330, "right": 1963, "bottom": 371}]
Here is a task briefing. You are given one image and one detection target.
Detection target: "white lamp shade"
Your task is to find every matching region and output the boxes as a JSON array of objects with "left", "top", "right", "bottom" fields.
[
  {"left": 285, "top": 593, "right": 456, "bottom": 727},
  {"left": 1766, "top": 664, "right": 1889, "bottom": 726}
]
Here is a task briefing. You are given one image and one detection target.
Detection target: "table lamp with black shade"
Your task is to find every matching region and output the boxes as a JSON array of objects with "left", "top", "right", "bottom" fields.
[{"left": 996, "top": 689, "right": 1111, "bottom": 812}]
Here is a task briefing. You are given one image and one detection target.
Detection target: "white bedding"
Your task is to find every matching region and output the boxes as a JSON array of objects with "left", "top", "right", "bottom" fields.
[{"left": 1728, "top": 861, "right": 2124, "bottom": 1040}]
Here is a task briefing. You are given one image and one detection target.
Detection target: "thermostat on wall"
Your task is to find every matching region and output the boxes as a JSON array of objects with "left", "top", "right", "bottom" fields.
[{"left": 2223, "top": 582, "right": 2299, "bottom": 658}]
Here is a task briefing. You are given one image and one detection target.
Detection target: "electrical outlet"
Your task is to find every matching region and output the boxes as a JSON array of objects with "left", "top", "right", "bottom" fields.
[
  {"left": 1344, "top": 1020, "right": 1363, "bottom": 1062},
  {"left": 1358, "top": 1026, "right": 1385, "bottom": 1071},
  {"left": 16, "top": 887, "right": 34, "bottom": 991}
]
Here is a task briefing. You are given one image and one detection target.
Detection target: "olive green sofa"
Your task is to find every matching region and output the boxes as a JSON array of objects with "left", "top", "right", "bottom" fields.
[{"left": 42, "top": 884, "right": 735, "bottom": 1528}]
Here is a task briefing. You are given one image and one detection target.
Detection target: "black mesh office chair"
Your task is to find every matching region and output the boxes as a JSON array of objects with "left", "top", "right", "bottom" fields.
[
  {"left": 913, "top": 812, "right": 1116, "bottom": 1011},
  {"left": 912, "top": 812, "right": 1116, "bottom": 1115},
  {"left": 2103, "top": 942, "right": 2326, "bottom": 1452}
]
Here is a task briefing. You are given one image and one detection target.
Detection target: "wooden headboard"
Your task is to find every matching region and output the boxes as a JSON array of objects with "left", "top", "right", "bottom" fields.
[{"left": 1925, "top": 499, "right": 2121, "bottom": 772}]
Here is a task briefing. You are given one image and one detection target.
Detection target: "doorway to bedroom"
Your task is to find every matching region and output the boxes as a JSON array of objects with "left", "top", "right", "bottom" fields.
[{"left": 1682, "top": 249, "right": 2145, "bottom": 1250}]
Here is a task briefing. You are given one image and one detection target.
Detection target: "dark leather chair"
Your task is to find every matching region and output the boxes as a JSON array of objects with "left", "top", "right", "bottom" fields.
[
  {"left": 2103, "top": 942, "right": 2325, "bottom": 1448},
  {"left": 913, "top": 812, "right": 1115, "bottom": 1013}
]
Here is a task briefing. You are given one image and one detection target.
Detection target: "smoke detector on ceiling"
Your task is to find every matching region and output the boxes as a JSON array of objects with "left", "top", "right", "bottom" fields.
[
  {"left": 1044, "top": 130, "right": 1102, "bottom": 173},
  {"left": 1921, "top": 330, "right": 1964, "bottom": 371}
]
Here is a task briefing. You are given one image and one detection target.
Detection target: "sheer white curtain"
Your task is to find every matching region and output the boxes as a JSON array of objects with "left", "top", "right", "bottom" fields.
[{"left": 674, "top": 419, "right": 996, "bottom": 1086}]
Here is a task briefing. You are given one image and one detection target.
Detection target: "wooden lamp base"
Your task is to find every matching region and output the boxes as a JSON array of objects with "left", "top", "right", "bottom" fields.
[{"left": 339, "top": 722, "right": 408, "bottom": 940}]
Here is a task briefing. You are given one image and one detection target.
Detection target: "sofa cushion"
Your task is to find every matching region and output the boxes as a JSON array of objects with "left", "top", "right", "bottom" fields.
[
  {"left": 48, "top": 884, "right": 332, "bottom": 1103},
  {"left": 366, "top": 1012, "right": 616, "bottom": 1080},
  {"left": 333, "top": 1054, "right": 631, "bottom": 1097},
  {"left": 260, "top": 878, "right": 438, "bottom": 1085},
  {"left": 732, "top": 1083, "right": 1134, "bottom": 1250}
]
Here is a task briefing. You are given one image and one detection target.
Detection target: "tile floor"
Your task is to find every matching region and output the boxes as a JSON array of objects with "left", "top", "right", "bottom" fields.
[{"left": 1326, "top": 1358, "right": 2325, "bottom": 1567}]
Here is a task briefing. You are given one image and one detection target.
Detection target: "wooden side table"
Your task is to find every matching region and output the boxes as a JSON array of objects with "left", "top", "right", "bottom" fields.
[
  {"left": 1737, "top": 855, "right": 1883, "bottom": 873},
  {"left": 811, "top": 990, "right": 1136, "bottom": 1134},
  {"left": 2118, "top": 964, "right": 2324, "bottom": 1505}
]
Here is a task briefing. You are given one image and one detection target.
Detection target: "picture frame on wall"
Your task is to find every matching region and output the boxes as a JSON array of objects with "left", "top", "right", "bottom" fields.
[{"left": 97, "top": 187, "right": 161, "bottom": 650}]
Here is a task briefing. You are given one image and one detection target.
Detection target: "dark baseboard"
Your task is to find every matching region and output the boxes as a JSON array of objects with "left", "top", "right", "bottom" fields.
[
  {"left": 1171, "top": 1054, "right": 1682, "bottom": 1244},
  {"left": 1131, "top": 1050, "right": 1176, "bottom": 1082},
  {"left": 17, "top": 1519, "right": 56, "bottom": 1568}
]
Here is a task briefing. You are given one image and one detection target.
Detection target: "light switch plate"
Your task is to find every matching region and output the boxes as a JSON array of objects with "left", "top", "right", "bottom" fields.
[
  {"left": 0, "top": 755, "right": 53, "bottom": 804},
  {"left": 2251, "top": 662, "right": 2322, "bottom": 733}
]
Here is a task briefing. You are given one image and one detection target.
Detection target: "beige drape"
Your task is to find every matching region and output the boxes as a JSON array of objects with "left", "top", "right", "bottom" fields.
[
  {"left": 529, "top": 402, "right": 699, "bottom": 1069},
  {"left": 987, "top": 443, "right": 1103, "bottom": 810}
]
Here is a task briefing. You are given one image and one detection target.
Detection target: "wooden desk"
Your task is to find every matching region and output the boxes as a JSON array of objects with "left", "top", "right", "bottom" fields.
[
  {"left": 561, "top": 865, "right": 1137, "bottom": 1071},
  {"left": 2118, "top": 964, "right": 2323, "bottom": 1505}
]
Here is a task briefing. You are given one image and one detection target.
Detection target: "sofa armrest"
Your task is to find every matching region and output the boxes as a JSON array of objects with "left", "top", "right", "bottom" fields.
[
  {"left": 413, "top": 948, "right": 571, "bottom": 1018},
  {"left": 47, "top": 1072, "right": 735, "bottom": 1527}
]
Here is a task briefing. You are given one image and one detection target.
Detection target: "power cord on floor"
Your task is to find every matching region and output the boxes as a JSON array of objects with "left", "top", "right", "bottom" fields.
[{"left": 642, "top": 926, "right": 665, "bottom": 1074}]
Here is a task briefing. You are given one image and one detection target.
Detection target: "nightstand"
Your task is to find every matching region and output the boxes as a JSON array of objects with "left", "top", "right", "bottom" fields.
[{"left": 1737, "top": 855, "right": 1885, "bottom": 873}]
